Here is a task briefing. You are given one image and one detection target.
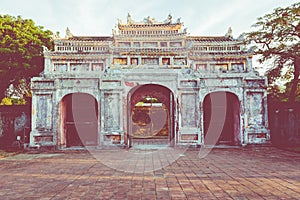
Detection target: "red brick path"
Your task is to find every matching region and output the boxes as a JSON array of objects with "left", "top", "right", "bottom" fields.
[{"left": 0, "top": 146, "right": 299, "bottom": 199}]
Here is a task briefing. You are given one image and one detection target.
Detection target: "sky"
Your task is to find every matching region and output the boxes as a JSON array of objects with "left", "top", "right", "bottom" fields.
[
  {"left": 1, "top": 0, "right": 298, "bottom": 37},
  {"left": 0, "top": 0, "right": 298, "bottom": 73}
]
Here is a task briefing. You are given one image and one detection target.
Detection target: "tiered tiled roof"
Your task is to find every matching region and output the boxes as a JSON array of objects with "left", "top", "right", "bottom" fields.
[
  {"left": 187, "top": 36, "right": 236, "bottom": 42},
  {"left": 63, "top": 36, "right": 113, "bottom": 41}
]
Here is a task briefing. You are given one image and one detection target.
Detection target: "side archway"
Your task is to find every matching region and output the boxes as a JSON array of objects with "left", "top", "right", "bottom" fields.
[
  {"left": 203, "top": 91, "right": 240, "bottom": 145},
  {"left": 59, "top": 93, "right": 98, "bottom": 148}
]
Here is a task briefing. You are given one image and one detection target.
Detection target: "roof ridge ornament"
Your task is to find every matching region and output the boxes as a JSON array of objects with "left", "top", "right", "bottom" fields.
[
  {"left": 225, "top": 27, "right": 233, "bottom": 38},
  {"left": 118, "top": 13, "right": 182, "bottom": 26},
  {"left": 53, "top": 31, "right": 60, "bottom": 39},
  {"left": 66, "top": 27, "right": 73, "bottom": 39},
  {"left": 164, "top": 14, "right": 172, "bottom": 24},
  {"left": 127, "top": 13, "right": 135, "bottom": 24},
  {"left": 42, "top": 45, "right": 49, "bottom": 53},
  {"left": 144, "top": 16, "right": 156, "bottom": 24}
]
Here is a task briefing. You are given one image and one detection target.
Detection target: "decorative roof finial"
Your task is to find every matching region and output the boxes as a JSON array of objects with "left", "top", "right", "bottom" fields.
[
  {"left": 42, "top": 45, "right": 49, "bottom": 53},
  {"left": 127, "top": 13, "right": 133, "bottom": 24},
  {"left": 117, "top": 18, "right": 123, "bottom": 25},
  {"left": 66, "top": 27, "right": 73, "bottom": 38},
  {"left": 144, "top": 16, "right": 155, "bottom": 24},
  {"left": 225, "top": 27, "right": 233, "bottom": 38},
  {"left": 164, "top": 14, "right": 172, "bottom": 24},
  {"left": 53, "top": 31, "right": 60, "bottom": 39},
  {"left": 183, "top": 28, "right": 188, "bottom": 34}
]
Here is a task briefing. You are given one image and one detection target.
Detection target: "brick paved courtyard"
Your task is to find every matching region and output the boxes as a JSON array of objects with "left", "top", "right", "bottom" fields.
[{"left": 0, "top": 146, "right": 299, "bottom": 199}]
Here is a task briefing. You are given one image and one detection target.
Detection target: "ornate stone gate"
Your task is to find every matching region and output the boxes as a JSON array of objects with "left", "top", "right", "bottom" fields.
[{"left": 30, "top": 14, "right": 269, "bottom": 149}]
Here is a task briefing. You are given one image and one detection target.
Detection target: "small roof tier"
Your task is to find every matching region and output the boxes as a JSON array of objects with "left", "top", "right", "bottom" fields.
[
  {"left": 187, "top": 36, "right": 236, "bottom": 42},
  {"left": 117, "top": 13, "right": 183, "bottom": 31},
  {"left": 66, "top": 36, "right": 113, "bottom": 41}
]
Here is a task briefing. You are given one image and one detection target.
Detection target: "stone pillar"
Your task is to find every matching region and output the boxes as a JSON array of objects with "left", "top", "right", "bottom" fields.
[
  {"left": 138, "top": 57, "right": 142, "bottom": 65},
  {"left": 67, "top": 62, "right": 71, "bottom": 72},
  {"left": 29, "top": 92, "right": 38, "bottom": 147},
  {"left": 177, "top": 80, "right": 200, "bottom": 144},
  {"left": 246, "top": 57, "right": 253, "bottom": 72},
  {"left": 159, "top": 57, "right": 163, "bottom": 66},
  {"left": 127, "top": 57, "right": 130, "bottom": 65},
  {"left": 170, "top": 57, "right": 174, "bottom": 66},
  {"left": 44, "top": 57, "right": 51, "bottom": 74}
]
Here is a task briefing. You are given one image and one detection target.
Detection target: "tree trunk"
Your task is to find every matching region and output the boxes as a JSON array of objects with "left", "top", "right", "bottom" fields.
[{"left": 289, "top": 58, "right": 300, "bottom": 105}]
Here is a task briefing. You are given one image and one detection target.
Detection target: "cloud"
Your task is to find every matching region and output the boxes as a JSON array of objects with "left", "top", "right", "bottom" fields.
[
  {"left": 1, "top": 0, "right": 298, "bottom": 37},
  {"left": 190, "top": 0, "right": 248, "bottom": 36}
]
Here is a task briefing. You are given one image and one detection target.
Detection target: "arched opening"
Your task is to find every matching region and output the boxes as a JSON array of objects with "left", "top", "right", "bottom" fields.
[
  {"left": 203, "top": 92, "right": 240, "bottom": 145},
  {"left": 60, "top": 93, "right": 98, "bottom": 148},
  {"left": 128, "top": 84, "right": 175, "bottom": 146}
]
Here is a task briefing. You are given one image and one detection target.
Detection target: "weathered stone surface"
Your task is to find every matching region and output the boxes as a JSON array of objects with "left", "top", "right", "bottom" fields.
[{"left": 30, "top": 15, "right": 269, "bottom": 148}]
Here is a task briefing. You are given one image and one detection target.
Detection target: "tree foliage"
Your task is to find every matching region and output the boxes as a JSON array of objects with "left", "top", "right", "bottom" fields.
[
  {"left": 0, "top": 15, "right": 53, "bottom": 102},
  {"left": 0, "top": 97, "right": 26, "bottom": 105},
  {"left": 245, "top": 2, "right": 300, "bottom": 103}
]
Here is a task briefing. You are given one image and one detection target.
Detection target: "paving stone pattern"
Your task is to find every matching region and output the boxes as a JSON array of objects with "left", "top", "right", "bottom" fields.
[{"left": 0, "top": 146, "right": 299, "bottom": 199}]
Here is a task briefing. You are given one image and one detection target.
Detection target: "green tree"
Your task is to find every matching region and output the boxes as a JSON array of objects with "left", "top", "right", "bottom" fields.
[
  {"left": 267, "top": 84, "right": 288, "bottom": 103},
  {"left": 284, "top": 81, "right": 300, "bottom": 102},
  {"left": 245, "top": 2, "right": 300, "bottom": 104},
  {"left": 0, "top": 15, "right": 53, "bottom": 102}
]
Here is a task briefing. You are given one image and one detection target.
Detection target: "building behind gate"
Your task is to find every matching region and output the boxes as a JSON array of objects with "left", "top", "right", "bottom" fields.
[{"left": 30, "top": 14, "right": 269, "bottom": 149}]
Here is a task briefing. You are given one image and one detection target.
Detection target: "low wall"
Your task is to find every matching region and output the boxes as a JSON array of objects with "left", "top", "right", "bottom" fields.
[
  {"left": 0, "top": 105, "right": 31, "bottom": 148},
  {"left": 269, "top": 102, "right": 300, "bottom": 146}
]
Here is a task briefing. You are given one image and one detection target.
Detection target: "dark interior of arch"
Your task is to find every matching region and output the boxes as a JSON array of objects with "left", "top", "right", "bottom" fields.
[
  {"left": 203, "top": 92, "right": 240, "bottom": 145},
  {"left": 62, "top": 93, "right": 98, "bottom": 147}
]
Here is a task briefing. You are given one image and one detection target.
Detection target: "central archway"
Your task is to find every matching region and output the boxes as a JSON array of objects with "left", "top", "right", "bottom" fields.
[{"left": 128, "top": 84, "right": 175, "bottom": 147}]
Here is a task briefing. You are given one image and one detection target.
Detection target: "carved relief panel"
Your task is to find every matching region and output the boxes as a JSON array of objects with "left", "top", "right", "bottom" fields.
[
  {"left": 247, "top": 92, "right": 264, "bottom": 127},
  {"left": 181, "top": 93, "right": 197, "bottom": 128},
  {"left": 36, "top": 94, "right": 53, "bottom": 131},
  {"left": 103, "top": 93, "right": 121, "bottom": 131}
]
